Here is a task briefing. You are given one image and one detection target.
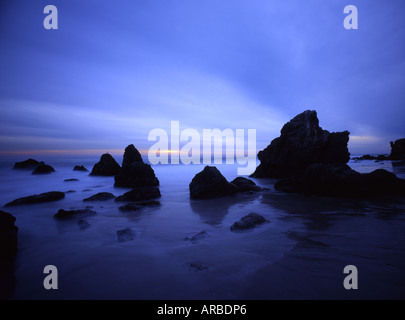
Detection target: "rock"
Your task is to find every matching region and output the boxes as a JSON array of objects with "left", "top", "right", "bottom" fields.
[
  {"left": 389, "top": 138, "right": 405, "bottom": 160},
  {"left": 73, "top": 165, "right": 88, "bottom": 172},
  {"left": 64, "top": 178, "right": 79, "bottom": 182},
  {"left": 189, "top": 166, "right": 237, "bottom": 199},
  {"left": 32, "top": 164, "right": 55, "bottom": 175},
  {"left": 82, "top": 192, "right": 116, "bottom": 202},
  {"left": 231, "top": 213, "right": 268, "bottom": 231},
  {"left": 230, "top": 177, "right": 262, "bottom": 192},
  {"left": 275, "top": 163, "right": 405, "bottom": 197},
  {"left": 114, "top": 144, "right": 159, "bottom": 188},
  {"left": 117, "top": 228, "right": 135, "bottom": 242},
  {"left": 251, "top": 110, "right": 350, "bottom": 178},
  {"left": 0, "top": 210, "right": 18, "bottom": 259},
  {"left": 90, "top": 153, "right": 121, "bottom": 176},
  {"left": 54, "top": 208, "right": 96, "bottom": 220},
  {"left": 118, "top": 203, "right": 142, "bottom": 212},
  {"left": 185, "top": 230, "right": 208, "bottom": 243},
  {"left": 4, "top": 191, "right": 65, "bottom": 207},
  {"left": 13, "top": 159, "right": 41, "bottom": 170},
  {"left": 115, "top": 186, "right": 161, "bottom": 202}
]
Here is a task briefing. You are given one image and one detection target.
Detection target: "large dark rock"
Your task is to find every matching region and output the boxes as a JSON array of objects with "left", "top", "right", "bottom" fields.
[
  {"left": 73, "top": 165, "right": 88, "bottom": 172},
  {"left": 90, "top": 153, "right": 121, "bottom": 176},
  {"left": 54, "top": 208, "right": 96, "bottom": 220},
  {"left": 189, "top": 166, "right": 237, "bottom": 199},
  {"left": 13, "top": 159, "right": 40, "bottom": 170},
  {"left": 32, "top": 164, "right": 55, "bottom": 175},
  {"left": 114, "top": 144, "right": 159, "bottom": 188},
  {"left": 0, "top": 211, "right": 18, "bottom": 259},
  {"left": 4, "top": 191, "right": 65, "bottom": 207},
  {"left": 252, "top": 110, "right": 350, "bottom": 178},
  {"left": 231, "top": 213, "right": 268, "bottom": 231},
  {"left": 83, "top": 192, "right": 115, "bottom": 202},
  {"left": 275, "top": 163, "right": 405, "bottom": 197},
  {"left": 389, "top": 138, "right": 405, "bottom": 160},
  {"left": 115, "top": 186, "right": 161, "bottom": 202},
  {"left": 230, "top": 177, "right": 262, "bottom": 192}
]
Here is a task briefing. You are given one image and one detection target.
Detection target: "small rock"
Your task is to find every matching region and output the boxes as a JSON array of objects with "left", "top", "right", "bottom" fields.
[
  {"left": 116, "top": 228, "right": 135, "bottom": 243},
  {"left": 73, "top": 165, "right": 88, "bottom": 172},
  {"left": 64, "top": 178, "right": 79, "bottom": 182},
  {"left": 32, "top": 164, "right": 55, "bottom": 175},
  {"left": 54, "top": 208, "right": 96, "bottom": 220},
  {"left": 115, "top": 186, "right": 161, "bottom": 202},
  {"left": 230, "top": 177, "right": 262, "bottom": 192},
  {"left": 185, "top": 230, "right": 208, "bottom": 243},
  {"left": 82, "top": 192, "right": 116, "bottom": 202},
  {"left": 5, "top": 191, "right": 65, "bottom": 207},
  {"left": 231, "top": 213, "right": 268, "bottom": 231}
]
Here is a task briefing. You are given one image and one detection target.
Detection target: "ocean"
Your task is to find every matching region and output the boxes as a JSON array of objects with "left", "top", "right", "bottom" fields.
[{"left": 0, "top": 156, "right": 404, "bottom": 299}]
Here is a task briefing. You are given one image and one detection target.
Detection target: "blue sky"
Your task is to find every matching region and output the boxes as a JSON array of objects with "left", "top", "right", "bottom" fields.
[{"left": 0, "top": 0, "right": 404, "bottom": 156}]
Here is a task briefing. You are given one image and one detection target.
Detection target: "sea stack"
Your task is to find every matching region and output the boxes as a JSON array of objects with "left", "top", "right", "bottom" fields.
[
  {"left": 251, "top": 110, "right": 350, "bottom": 178},
  {"left": 90, "top": 153, "right": 121, "bottom": 176},
  {"left": 114, "top": 144, "right": 159, "bottom": 188}
]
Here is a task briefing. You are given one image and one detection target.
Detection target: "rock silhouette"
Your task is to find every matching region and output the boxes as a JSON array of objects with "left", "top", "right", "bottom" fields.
[
  {"left": 54, "top": 208, "right": 97, "bottom": 220},
  {"left": 90, "top": 153, "right": 121, "bottom": 176},
  {"left": 13, "top": 159, "right": 41, "bottom": 170},
  {"left": 32, "top": 163, "right": 55, "bottom": 175},
  {"left": 231, "top": 213, "right": 268, "bottom": 231},
  {"left": 73, "top": 165, "right": 88, "bottom": 172},
  {"left": 5, "top": 191, "right": 65, "bottom": 207},
  {"left": 82, "top": 192, "right": 116, "bottom": 202},
  {"left": 0, "top": 210, "right": 18, "bottom": 259},
  {"left": 230, "top": 177, "right": 262, "bottom": 193},
  {"left": 114, "top": 144, "right": 159, "bottom": 188},
  {"left": 390, "top": 138, "right": 405, "bottom": 160},
  {"left": 189, "top": 166, "right": 237, "bottom": 199},
  {"left": 115, "top": 186, "right": 161, "bottom": 202},
  {"left": 252, "top": 110, "right": 350, "bottom": 178}
]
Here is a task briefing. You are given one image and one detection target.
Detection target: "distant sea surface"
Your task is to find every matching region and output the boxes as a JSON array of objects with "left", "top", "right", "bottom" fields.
[{"left": 0, "top": 156, "right": 404, "bottom": 299}]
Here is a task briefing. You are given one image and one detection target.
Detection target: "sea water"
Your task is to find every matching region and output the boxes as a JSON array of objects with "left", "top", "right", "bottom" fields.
[{"left": 0, "top": 157, "right": 404, "bottom": 299}]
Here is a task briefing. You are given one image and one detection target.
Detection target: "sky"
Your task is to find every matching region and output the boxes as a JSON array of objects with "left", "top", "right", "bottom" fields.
[{"left": 0, "top": 0, "right": 404, "bottom": 157}]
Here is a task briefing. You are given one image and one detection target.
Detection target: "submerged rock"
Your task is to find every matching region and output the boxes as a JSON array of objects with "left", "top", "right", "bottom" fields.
[
  {"left": 77, "top": 219, "right": 90, "bottom": 230},
  {"left": 118, "top": 203, "right": 142, "bottom": 212},
  {"left": 90, "top": 153, "right": 121, "bottom": 176},
  {"left": 64, "top": 178, "right": 79, "bottom": 182},
  {"left": 116, "top": 228, "right": 135, "bottom": 243},
  {"left": 252, "top": 110, "right": 350, "bottom": 178},
  {"left": 13, "top": 159, "right": 41, "bottom": 170},
  {"left": 73, "top": 165, "right": 88, "bottom": 172},
  {"left": 0, "top": 210, "right": 18, "bottom": 259},
  {"left": 230, "top": 213, "right": 268, "bottom": 231},
  {"left": 54, "top": 208, "right": 96, "bottom": 220},
  {"left": 115, "top": 186, "right": 161, "bottom": 202},
  {"left": 275, "top": 163, "right": 405, "bottom": 197},
  {"left": 32, "top": 163, "right": 55, "bottom": 175},
  {"left": 82, "top": 192, "right": 115, "bottom": 202},
  {"left": 185, "top": 230, "right": 208, "bottom": 243},
  {"left": 5, "top": 191, "right": 65, "bottom": 207},
  {"left": 189, "top": 166, "right": 237, "bottom": 199},
  {"left": 114, "top": 144, "right": 159, "bottom": 188}
]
